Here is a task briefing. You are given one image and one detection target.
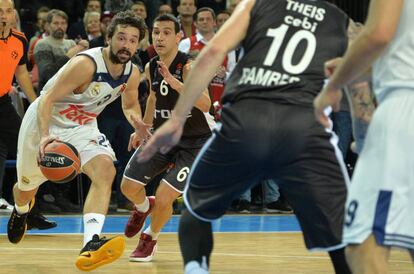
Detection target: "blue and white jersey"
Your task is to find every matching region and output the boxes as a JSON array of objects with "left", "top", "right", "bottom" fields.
[
  {"left": 40, "top": 47, "right": 133, "bottom": 128},
  {"left": 373, "top": 0, "right": 414, "bottom": 102}
]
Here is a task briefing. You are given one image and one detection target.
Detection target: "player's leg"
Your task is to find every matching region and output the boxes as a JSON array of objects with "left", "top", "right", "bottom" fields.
[
  {"left": 345, "top": 235, "right": 390, "bottom": 274},
  {"left": 179, "top": 100, "right": 268, "bottom": 273},
  {"left": 122, "top": 147, "right": 170, "bottom": 237},
  {"left": 7, "top": 185, "right": 38, "bottom": 244},
  {"left": 149, "top": 180, "right": 181, "bottom": 236},
  {"left": 121, "top": 149, "right": 175, "bottom": 262},
  {"left": 120, "top": 176, "right": 154, "bottom": 238},
  {"left": 275, "top": 105, "right": 351, "bottom": 274},
  {"left": 76, "top": 154, "right": 124, "bottom": 271},
  {"left": 179, "top": 209, "right": 212, "bottom": 274},
  {"left": 129, "top": 180, "right": 181, "bottom": 262},
  {"left": 344, "top": 94, "right": 414, "bottom": 273},
  {"left": 66, "top": 127, "right": 122, "bottom": 270},
  {"left": 8, "top": 102, "right": 46, "bottom": 244},
  {"left": 82, "top": 154, "right": 116, "bottom": 242}
]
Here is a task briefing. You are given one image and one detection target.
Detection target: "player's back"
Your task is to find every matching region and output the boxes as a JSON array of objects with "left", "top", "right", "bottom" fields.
[
  {"left": 373, "top": 0, "right": 414, "bottom": 102},
  {"left": 223, "top": 0, "right": 348, "bottom": 107}
]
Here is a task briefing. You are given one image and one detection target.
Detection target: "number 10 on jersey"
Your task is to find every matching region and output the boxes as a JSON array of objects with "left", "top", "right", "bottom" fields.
[{"left": 264, "top": 24, "right": 316, "bottom": 75}]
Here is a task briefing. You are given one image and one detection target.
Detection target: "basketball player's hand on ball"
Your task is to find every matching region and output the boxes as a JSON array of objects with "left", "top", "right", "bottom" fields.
[
  {"left": 37, "top": 135, "right": 59, "bottom": 164},
  {"left": 138, "top": 118, "right": 184, "bottom": 163}
]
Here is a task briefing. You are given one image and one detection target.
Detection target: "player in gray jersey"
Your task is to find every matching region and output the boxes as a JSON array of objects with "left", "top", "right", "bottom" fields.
[{"left": 315, "top": 0, "right": 414, "bottom": 272}]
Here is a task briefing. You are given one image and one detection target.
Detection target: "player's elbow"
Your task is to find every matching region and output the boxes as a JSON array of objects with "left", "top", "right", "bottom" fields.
[
  {"left": 365, "top": 26, "right": 395, "bottom": 48},
  {"left": 204, "top": 44, "right": 227, "bottom": 62}
]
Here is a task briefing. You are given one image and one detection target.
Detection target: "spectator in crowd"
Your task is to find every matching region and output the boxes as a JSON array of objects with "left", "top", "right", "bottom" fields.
[
  {"left": 28, "top": 6, "right": 50, "bottom": 68},
  {"left": 177, "top": 0, "right": 196, "bottom": 39},
  {"left": 89, "top": 10, "right": 113, "bottom": 48},
  {"left": 104, "top": 0, "right": 133, "bottom": 14},
  {"left": 215, "top": 9, "right": 229, "bottom": 29},
  {"left": 34, "top": 9, "right": 89, "bottom": 91},
  {"left": 68, "top": 0, "right": 102, "bottom": 40},
  {"left": 84, "top": 11, "right": 102, "bottom": 41},
  {"left": 130, "top": 1, "right": 150, "bottom": 51},
  {"left": 158, "top": 3, "right": 173, "bottom": 15},
  {"left": 179, "top": 7, "right": 236, "bottom": 117}
]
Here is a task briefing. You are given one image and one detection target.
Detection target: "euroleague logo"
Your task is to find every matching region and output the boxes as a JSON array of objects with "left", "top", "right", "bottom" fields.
[{"left": 11, "top": 50, "right": 18, "bottom": 60}]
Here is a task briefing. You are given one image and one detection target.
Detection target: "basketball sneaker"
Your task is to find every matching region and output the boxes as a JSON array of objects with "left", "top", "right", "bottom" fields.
[
  {"left": 75, "top": 234, "right": 125, "bottom": 271},
  {"left": 124, "top": 196, "right": 155, "bottom": 238},
  {"left": 129, "top": 233, "right": 157, "bottom": 262},
  {"left": 7, "top": 198, "right": 35, "bottom": 244},
  {"left": 265, "top": 200, "right": 293, "bottom": 214}
]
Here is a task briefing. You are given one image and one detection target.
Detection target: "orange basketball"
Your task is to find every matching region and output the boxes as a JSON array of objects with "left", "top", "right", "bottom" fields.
[{"left": 39, "top": 141, "right": 81, "bottom": 183}]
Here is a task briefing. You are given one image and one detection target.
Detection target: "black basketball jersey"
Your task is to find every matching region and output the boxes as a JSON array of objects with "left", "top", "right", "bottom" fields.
[
  {"left": 149, "top": 51, "right": 213, "bottom": 138},
  {"left": 223, "top": 0, "right": 349, "bottom": 107}
]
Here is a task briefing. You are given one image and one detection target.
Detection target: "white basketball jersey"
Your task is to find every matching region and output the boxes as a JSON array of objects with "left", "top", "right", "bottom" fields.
[
  {"left": 373, "top": 0, "right": 414, "bottom": 102},
  {"left": 40, "top": 47, "right": 133, "bottom": 128}
]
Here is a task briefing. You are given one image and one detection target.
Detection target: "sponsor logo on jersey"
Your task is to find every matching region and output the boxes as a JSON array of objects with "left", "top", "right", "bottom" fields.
[{"left": 59, "top": 104, "right": 98, "bottom": 125}]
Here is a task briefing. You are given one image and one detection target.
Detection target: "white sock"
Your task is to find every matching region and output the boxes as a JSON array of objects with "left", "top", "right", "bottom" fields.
[
  {"left": 15, "top": 203, "right": 29, "bottom": 214},
  {"left": 184, "top": 260, "right": 209, "bottom": 274},
  {"left": 83, "top": 213, "right": 105, "bottom": 246},
  {"left": 135, "top": 197, "right": 149, "bottom": 213},
  {"left": 143, "top": 226, "right": 159, "bottom": 240}
]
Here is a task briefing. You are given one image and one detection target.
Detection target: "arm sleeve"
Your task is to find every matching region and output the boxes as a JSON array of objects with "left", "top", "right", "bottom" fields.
[{"left": 18, "top": 35, "right": 28, "bottom": 66}]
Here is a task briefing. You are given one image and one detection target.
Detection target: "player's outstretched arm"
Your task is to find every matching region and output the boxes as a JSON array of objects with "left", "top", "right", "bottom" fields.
[{"left": 122, "top": 65, "right": 152, "bottom": 150}]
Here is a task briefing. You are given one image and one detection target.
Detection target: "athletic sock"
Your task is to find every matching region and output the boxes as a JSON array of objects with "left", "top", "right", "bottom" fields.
[{"left": 83, "top": 213, "right": 105, "bottom": 246}]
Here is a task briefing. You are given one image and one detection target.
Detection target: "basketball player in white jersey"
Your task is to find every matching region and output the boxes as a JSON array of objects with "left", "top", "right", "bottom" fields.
[
  {"left": 7, "top": 11, "right": 151, "bottom": 271},
  {"left": 314, "top": 0, "right": 414, "bottom": 272}
]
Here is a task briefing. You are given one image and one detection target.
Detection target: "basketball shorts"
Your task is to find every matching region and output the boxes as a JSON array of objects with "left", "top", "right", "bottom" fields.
[
  {"left": 124, "top": 136, "right": 209, "bottom": 193},
  {"left": 343, "top": 90, "right": 414, "bottom": 251},
  {"left": 17, "top": 100, "right": 116, "bottom": 191},
  {"left": 184, "top": 99, "right": 350, "bottom": 250}
]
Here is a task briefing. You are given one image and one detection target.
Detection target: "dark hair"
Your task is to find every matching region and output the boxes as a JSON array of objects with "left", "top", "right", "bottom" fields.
[
  {"left": 131, "top": 1, "right": 147, "bottom": 8},
  {"left": 153, "top": 14, "right": 181, "bottom": 34},
  {"left": 217, "top": 10, "right": 231, "bottom": 17},
  {"left": 46, "top": 9, "right": 68, "bottom": 23},
  {"left": 194, "top": 7, "right": 216, "bottom": 21},
  {"left": 107, "top": 10, "right": 147, "bottom": 42},
  {"left": 179, "top": 0, "right": 197, "bottom": 6},
  {"left": 37, "top": 6, "right": 50, "bottom": 15}
]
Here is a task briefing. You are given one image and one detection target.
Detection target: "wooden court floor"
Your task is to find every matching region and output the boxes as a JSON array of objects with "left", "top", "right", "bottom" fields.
[{"left": 0, "top": 233, "right": 412, "bottom": 274}]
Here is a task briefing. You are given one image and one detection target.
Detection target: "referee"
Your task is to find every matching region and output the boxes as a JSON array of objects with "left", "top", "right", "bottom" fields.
[{"left": 0, "top": 0, "right": 55, "bottom": 230}]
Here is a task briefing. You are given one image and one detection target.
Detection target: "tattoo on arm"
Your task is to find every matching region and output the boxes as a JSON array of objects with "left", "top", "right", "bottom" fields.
[{"left": 345, "top": 81, "right": 376, "bottom": 153}]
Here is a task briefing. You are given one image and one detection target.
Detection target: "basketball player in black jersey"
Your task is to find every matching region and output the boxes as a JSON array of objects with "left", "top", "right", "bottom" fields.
[
  {"left": 120, "top": 14, "right": 214, "bottom": 262},
  {"left": 139, "top": 0, "right": 352, "bottom": 273}
]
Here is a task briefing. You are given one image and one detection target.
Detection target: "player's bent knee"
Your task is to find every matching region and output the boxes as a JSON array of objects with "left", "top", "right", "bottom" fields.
[{"left": 120, "top": 177, "right": 144, "bottom": 195}]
